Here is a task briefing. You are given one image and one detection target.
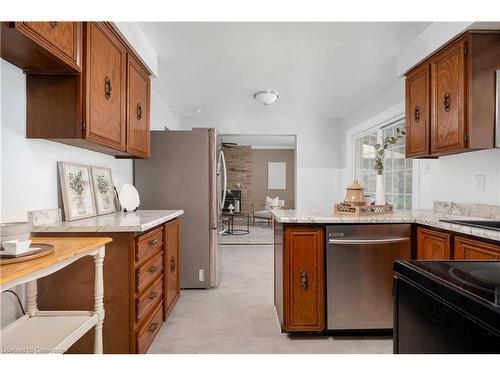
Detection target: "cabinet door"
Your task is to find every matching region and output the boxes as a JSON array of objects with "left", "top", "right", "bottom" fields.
[
  {"left": 164, "top": 219, "right": 180, "bottom": 319},
  {"left": 284, "top": 226, "right": 325, "bottom": 331},
  {"left": 417, "top": 227, "right": 451, "bottom": 260},
  {"left": 455, "top": 236, "right": 500, "bottom": 260},
  {"left": 127, "top": 55, "right": 151, "bottom": 158},
  {"left": 430, "top": 38, "right": 467, "bottom": 154},
  {"left": 86, "top": 22, "right": 127, "bottom": 151},
  {"left": 405, "top": 64, "right": 430, "bottom": 157},
  {"left": 20, "top": 22, "right": 82, "bottom": 71}
]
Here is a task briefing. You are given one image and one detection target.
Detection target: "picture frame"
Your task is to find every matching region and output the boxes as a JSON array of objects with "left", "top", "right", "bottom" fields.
[
  {"left": 268, "top": 162, "right": 287, "bottom": 190},
  {"left": 90, "top": 166, "right": 117, "bottom": 215},
  {"left": 58, "top": 162, "right": 97, "bottom": 221}
]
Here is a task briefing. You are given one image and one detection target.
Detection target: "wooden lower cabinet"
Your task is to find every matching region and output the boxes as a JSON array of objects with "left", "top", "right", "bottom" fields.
[
  {"left": 416, "top": 227, "right": 451, "bottom": 260},
  {"left": 454, "top": 236, "right": 500, "bottom": 260},
  {"left": 164, "top": 218, "right": 180, "bottom": 320},
  {"left": 274, "top": 223, "right": 325, "bottom": 332},
  {"left": 36, "top": 218, "right": 181, "bottom": 353}
]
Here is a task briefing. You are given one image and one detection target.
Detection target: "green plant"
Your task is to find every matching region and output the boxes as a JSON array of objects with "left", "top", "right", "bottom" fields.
[
  {"left": 68, "top": 170, "right": 86, "bottom": 196},
  {"left": 373, "top": 127, "right": 406, "bottom": 175},
  {"left": 96, "top": 174, "right": 110, "bottom": 195}
]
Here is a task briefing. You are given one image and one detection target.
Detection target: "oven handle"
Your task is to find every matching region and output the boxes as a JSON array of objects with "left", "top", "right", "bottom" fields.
[{"left": 328, "top": 237, "right": 410, "bottom": 245}]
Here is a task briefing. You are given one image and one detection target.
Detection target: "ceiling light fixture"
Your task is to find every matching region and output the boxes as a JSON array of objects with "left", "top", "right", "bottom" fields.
[{"left": 254, "top": 90, "right": 279, "bottom": 106}]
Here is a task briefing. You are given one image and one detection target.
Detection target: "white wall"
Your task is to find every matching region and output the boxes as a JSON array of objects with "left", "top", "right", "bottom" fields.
[
  {"left": 151, "top": 80, "right": 180, "bottom": 130},
  {"left": 179, "top": 115, "right": 344, "bottom": 213},
  {"left": 0, "top": 59, "right": 134, "bottom": 327}
]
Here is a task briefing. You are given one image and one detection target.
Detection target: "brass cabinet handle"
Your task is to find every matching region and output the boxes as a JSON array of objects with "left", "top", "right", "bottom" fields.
[
  {"left": 149, "top": 291, "right": 159, "bottom": 300},
  {"left": 49, "top": 22, "right": 58, "bottom": 28},
  {"left": 148, "top": 265, "right": 158, "bottom": 273},
  {"left": 137, "top": 103, "right": 143, "bottom": 120},
  {"left": 170, "top": 256, "right": 176, "bottom": 272},
  {"left": 149, "top": 322, "right": 159, "bottom": 332},
  {"left": 149, "top": 238, "right": 160, "bottom": 246},
  {"left": 414, "top": 106, "right": 420, "bottom": 123},
  {"left": 300, "top": 271, "right": 308, "bottom": 289},
  {"left": 443, "top": 92, "right": 451, "bottom": 112},
  {"left": 104, "top": 76, "right": 112, "bottom": 100}
]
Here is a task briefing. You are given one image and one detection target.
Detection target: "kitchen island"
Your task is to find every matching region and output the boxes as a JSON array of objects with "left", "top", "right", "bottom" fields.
[
  {"left": 272, "top": 204, "right": 500, "bottom": 334},
  {"left": 32, "top": 209, "right": 183, "bottom": 354}
]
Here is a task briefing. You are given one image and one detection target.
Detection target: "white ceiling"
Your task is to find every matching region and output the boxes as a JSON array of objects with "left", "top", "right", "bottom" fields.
[
  {"left": 222, "top": 134, "right": 296, "bottom": 149},
  {"left": 138, "top": 22, "right": 431, "bottom": 118}
]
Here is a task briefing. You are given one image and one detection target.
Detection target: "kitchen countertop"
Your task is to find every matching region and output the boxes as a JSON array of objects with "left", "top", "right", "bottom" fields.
[
  {"left": 272, "top": 209, "right": 500, "bottom": 242},
  {"left": 32, "top": 210, "right": 184, "bottom": 233}
]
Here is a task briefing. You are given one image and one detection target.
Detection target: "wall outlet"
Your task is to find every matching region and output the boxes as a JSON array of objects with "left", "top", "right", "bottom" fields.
[
  {"left": 474, "top": 175, "right": 486, "bottom": 192},
  {"left": 199, "top": 269, "right": 205, "bottom": 282}
]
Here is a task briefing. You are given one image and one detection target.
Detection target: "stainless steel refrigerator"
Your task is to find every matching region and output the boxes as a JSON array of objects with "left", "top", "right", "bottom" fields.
[{"left": 134, "top": 128, "right": 226, "bottom": 289}]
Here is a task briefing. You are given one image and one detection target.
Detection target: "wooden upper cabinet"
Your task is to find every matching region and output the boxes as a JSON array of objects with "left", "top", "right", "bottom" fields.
[
  {"left": 405, "top": 31, "right": 500, "bottom": 158},
  {"left": 416, "top": 227, "right": 451, "bottom": 260},
  {"left": 430, "top": 38, "right": 467, "bottom": 154},
  {"left": 284, "top": 226, "right": 325, "bottom": 332},
  {"left": 127, "top": 55, "right": 151, "bottom": 158},
  {"left": 85, "top": 22, "right": 127, "bottom": 152},
  {"left": 1, "top": 22, "right": 82, "bottom": 73},
  {"left": 454, "top": 236, "right": 500, "bottom": 260},
  {"left": 405, "top": 64, "right": 430, "bottom": 157}
]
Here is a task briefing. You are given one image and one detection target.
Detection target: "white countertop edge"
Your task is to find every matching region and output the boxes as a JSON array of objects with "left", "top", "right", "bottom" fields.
[
  {"left": 272, "top": 210, "right": 500, "bottom": 242},
  {"left": 32, "top": 210, "right": 184, "bottom": 233}
]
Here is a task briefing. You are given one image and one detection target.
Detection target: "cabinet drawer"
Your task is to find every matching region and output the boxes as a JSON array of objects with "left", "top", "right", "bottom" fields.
[
  {"left": 136, "top": 228, "right": 163, "bottom": 263},
  {"left": 136, "top": 254, "right": 163, "bottom": 293},
  {"left": 136, "top": 302, "right": 163, "bottom": 354},
  {"left": 454, "top": 236, "right": 500, "bottom": 260},
  {"left": 136, "top": 276, "right": 163, "bottom": 323},
  {"left": 417, "top": 227, "right": 451, "bottom": 260}
]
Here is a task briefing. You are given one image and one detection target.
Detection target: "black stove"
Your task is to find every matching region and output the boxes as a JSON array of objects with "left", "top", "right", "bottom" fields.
[
  {"left": 440, "top": 219, "right": 500, "bottom": 232},
  {"left": 406, "top": 260, "right": 500, "bottom": 306},
  {"left": 393, "top": 260, "right": 500, "bottom": 354}
]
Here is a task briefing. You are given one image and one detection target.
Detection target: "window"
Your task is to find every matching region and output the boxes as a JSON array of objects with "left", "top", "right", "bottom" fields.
[{"left": 354, "top": 119, "right": 412, "bottom": 209}]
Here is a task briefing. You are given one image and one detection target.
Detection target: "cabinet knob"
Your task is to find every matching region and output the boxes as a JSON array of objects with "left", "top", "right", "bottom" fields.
[
  {"left": 149, "top": 322, "right": 159, "bottom": 332},
  {"left": 149, "top": 291, "right": 159, "bottom": 300},
  {"left": 149, "top": 238, "right": 160, "bottom": 246},
  {"left": 49, "top": 22, "right": 58, "bottom": 28},
  {"left": 148, "top": 265, "right": 158, "bottom": 273},
  {"left": 414, "top": 106, "right": 420, "bottom": 123},
  {"left": 443, "top": 92, "right": 451, "bottom": 112},
  {"left": 170, "top": 256, "right": 176, "bottom": 272},
  {"left": 136, "top": 103, "right": 143, "bottom": 120},
  {"left": 104, "top": 76, "right": 112, "bottom": 100},
  {"left": 300, "top": 271, "right": 308, "bottom": 289}
]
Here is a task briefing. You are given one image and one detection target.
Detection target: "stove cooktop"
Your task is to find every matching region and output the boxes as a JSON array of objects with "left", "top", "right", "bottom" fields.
[
  {"left": 439, "top": 219, "right": 500, "bottom": 232},
  {"left": 407, "top": 261, "right": 500, "bottom": 306}
]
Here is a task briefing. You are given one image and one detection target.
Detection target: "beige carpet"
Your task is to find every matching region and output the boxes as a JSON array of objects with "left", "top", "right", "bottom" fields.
[
  {"left": 147, "top": 244, "right": 392, "bottom": 354},
  {"left": 217, "top": 221, "right": 274, "bottom": 245}
]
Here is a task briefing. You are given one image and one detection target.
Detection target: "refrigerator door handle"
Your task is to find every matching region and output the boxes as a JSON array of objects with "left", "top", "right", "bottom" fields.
[{"left": 219, "top": 150, "right": 227, "bottom": 213}]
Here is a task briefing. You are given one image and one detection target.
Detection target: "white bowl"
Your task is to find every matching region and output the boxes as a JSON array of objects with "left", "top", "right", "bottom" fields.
[{"left": 1, "top": 239, "right": 32, "bottom": 254}]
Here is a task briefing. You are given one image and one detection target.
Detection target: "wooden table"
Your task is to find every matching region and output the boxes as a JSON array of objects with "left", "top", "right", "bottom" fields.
[{"left": 0, "top": 237, "right": 112, "bottom": 354}]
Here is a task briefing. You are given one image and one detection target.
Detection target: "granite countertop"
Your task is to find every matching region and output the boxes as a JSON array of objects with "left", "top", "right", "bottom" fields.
[
  {"left": 33, "top": 210, "right": 184, "bottom": 233},
  {"left": 272, "top": 209, "right": 500, "bottom": 242}
]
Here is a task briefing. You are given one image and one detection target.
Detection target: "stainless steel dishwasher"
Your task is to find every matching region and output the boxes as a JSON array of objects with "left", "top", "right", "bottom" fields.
[{"left": 326, "top": 224, "right": 411, "bottom": 331}]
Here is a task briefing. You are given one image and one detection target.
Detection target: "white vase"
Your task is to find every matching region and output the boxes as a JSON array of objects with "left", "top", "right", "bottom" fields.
[{"left": 375, "top": 174, "right": 386, "bottom": 205}]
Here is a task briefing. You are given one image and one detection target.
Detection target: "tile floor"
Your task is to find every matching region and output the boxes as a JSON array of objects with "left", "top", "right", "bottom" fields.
[{"left": 148, "top": 244, "right": 392, "bottom": 354}]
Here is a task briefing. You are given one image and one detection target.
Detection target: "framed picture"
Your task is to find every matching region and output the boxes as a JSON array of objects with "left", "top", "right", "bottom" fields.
[
  {"left": 268, "top": 162, "right": 287, "bottom": 189},
  {"left": 58, "top": 162, "right": 96, "bottom": 221},
  {"left": 90, "top": 166, "right": 116, "bottom": 215}
]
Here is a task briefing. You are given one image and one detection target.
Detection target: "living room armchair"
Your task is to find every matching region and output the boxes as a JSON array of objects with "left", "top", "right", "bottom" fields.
[{"left": 252, "top": 197, "right": 286, "bottom": 226}]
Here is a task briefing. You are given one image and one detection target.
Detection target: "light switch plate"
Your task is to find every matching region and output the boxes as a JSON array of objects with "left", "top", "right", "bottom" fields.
[{"left": 474, "top": 175, "right": 486, "bottom": 192}]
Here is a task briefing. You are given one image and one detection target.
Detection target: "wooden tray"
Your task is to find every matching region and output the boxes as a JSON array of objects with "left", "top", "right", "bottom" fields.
[
  {"left": 334, "top": 203, "right": 393, "bottom": 217},
  {"left": 0, "top": 243, "right": 54, "bottom": 265}
]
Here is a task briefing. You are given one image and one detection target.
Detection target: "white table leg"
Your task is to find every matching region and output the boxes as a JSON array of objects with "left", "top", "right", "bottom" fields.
[
  {"left": 26, "top": 280, "right": 38, "bottom": 316},
  {"left": 93, "top": 246, "right": 105, "bottom": 354}
]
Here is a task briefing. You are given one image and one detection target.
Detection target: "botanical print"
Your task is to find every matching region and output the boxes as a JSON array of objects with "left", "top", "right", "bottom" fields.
[
  {"left": 91, "top": 166, "right": 116, "bottom": 215},
  {"left": 58, "top": 162, "right": 96, "bottom": 221}
]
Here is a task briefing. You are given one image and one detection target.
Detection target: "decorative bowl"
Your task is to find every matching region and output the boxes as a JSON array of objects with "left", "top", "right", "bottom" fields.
[
  {"left": 1, "top": 239, "right": 33, "bottom": 254},
  {"left": 0, "top": 222, "right": 33, "bottom": 249}
]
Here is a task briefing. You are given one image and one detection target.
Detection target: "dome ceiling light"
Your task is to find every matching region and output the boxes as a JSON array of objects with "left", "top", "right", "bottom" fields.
[{"left": 254, "top": 90, "right": 279, "bottom": 106}]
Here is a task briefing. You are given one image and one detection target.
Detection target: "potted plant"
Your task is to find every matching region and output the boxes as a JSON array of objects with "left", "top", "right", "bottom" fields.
[
  {"left": 68, "top": 170, "right": 87, "bottom": 214},
  {"left": 373, "top": 127, "right": 405, "bottom": 205}
]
